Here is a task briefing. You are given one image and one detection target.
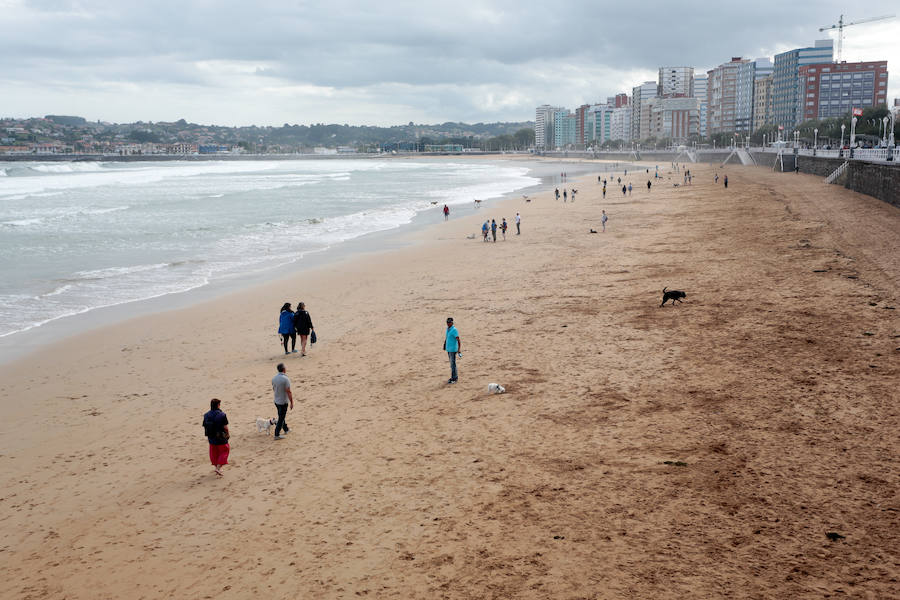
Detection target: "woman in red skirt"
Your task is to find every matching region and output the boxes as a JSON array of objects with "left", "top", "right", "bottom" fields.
[{"left": 202, "top": 398, "right": 230, "bottom": 476}]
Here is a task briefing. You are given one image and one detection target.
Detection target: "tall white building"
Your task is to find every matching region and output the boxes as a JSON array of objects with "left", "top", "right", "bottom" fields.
[
  {"left": 735, "top": 58, "right": 773, "bottom": 133},
  {"left": 610, "top": 106, "right": 632, "bottom": 143},
  {"left": 631, "top": 81, "right": 658, "bottom": 141},
  {"left": 586, "top": 103, "right": 613, "bottom": 144},
  {"left": 535, "top": 105, "right": 558, "bottom": 150},
  {"left": 693, "top": 76, "right": 708, "bottom": 137},
  {"left": 659, "top": 66, "right": 694, "bottom": 97}
]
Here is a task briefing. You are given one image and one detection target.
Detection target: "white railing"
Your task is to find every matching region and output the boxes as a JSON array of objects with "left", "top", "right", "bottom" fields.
[{"left": 825, "top": 161, "right": 849, "bottom": 184}]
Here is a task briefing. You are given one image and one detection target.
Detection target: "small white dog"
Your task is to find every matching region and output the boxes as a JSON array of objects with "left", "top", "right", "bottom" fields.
[
  {"left": 256, "top": 417, "right": 277, "bottom": 435},
  {"left": 488, "top": 383, "right": 506, "bottom": 394}
]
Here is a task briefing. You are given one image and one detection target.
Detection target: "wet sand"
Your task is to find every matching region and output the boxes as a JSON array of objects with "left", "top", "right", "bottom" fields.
[{"left": 0, "top": 161, "right": 898, "bottom": 599}]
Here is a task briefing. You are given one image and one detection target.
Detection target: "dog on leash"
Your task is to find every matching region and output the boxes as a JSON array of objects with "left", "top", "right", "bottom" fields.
[
  {"left": 660, "top": 287, "right": 686, "bottom": 307},
  {"left": 488, "top": 383, "right": 506, "bottom": 394},
  {"left": 256, "top": 417, "right": 277, "bottom": 434}
]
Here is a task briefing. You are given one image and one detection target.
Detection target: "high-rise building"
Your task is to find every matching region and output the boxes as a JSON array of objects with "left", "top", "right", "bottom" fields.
[
  {"left": 610, "top": 106, "right": 632, "bottom": 143},
  {"left": 707, "top": 57, "right": 749, "bottom": 135},
  {"left": 553, "top": 109, "right": 577, "bottom": 149},
  {"left": 693, "top": 76, "right": 708, "bottom": 137},
  {"left": 753, "top": 74, "right": 774, "bottom": 131},
  {"left": 535, "top": 105, "right": 559, "bottom": 150},
  {"left": 735, "top": 58, "right": 773, "bottom": 133},
  {"left": 632, "top": 81, "right": 658, "bottom": 140},
  {"left": 614, "top": 93, "right": 629, "bottom": 108},
  {"left": 575, "top": 104, "right": 590, "bottom": 146},
  {"left": 659, "top": 66, "right": 694, "bottom": 98},
  {"left": 798, "top": 61, "right": 889, "bottom": 121},
  {"left": 772, "top": 40, "right": 834, "bottom": 129}
]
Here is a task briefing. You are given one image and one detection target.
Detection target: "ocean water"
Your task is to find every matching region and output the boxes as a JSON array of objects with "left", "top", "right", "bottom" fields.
[{"left": 0, "top": 158, "right": 539, "bottom": 338}]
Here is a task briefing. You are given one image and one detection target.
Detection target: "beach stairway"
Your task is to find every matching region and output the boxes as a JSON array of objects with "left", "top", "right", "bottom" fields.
[
  {"left": 721, "top": 148, "right": 754, "bottom": 167},
  {"left": 825, "top": 161, "right": 849, "bottom": 184}
]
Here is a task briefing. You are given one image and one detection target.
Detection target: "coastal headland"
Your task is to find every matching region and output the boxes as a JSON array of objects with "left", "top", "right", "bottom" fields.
[{"left": 0, "top": 159, "right": 898, "bottom": 598}]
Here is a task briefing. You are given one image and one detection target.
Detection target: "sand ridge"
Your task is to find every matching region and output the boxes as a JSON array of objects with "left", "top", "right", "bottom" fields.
[{"left": 0, "top": 161, "right": 898, "bottom": 599}]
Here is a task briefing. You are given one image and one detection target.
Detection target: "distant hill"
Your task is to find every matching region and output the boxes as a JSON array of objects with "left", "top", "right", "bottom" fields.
[{"left": 45, "top": 115, "right": 88, "bottom": 126}]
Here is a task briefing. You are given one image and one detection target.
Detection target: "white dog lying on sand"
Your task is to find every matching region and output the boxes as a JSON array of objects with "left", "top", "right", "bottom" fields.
[{"left": 488, "top": 383, "right": 506, "bottom": 394}]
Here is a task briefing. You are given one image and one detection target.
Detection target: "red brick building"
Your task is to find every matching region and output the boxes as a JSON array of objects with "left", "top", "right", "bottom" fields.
[{"left": 799, "top": 61, "right": 888, "bottom": 121}]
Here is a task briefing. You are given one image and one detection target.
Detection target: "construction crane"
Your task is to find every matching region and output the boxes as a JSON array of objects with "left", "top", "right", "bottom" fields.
[{"left": 819, "top": 14, "right": 895, "bottom": 62}]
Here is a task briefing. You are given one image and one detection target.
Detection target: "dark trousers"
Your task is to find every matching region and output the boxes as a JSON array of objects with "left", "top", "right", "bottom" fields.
[
  {"left": 282, "top": 332, "right": 295, "bottom": 353},
  {"left": 274, "top": 402, "right": 289, "bottom": 436}
]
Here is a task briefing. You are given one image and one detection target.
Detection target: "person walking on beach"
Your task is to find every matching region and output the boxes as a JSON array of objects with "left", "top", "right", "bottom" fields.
[
  {"left": 271, "top": 363, "right": 293, "bottom": 440},
  {"left": 515, "top": 212, "right": 521, "bottom": 235},
  {"left": 443, "top": 317, "right": 461, "bottom": 384},
  {"left": 500, "top": 218, "right": 508, "bottom": 240},
  {"left": 602, "top": 184, "right": 606, "bottom": 198},
  {"left": 443, "top": 204, "right": 450, "bottom": 221},
  {"left": 627, "top": 183, "right": 632, "bottom": 196},
  {"left": 202, "top": 398, "right": 230, "bottom": 476},
  {"left": 278, "top": 303, "right": 296, "bottom": 355},
  {"left": 490, "top": 219, "right": 497, "bottom": 242},
  {"left": 601, "top": 210, "right": 608, "bottom": 232},
  {"left": 555, "top": 188, "right": 560, "bottom": 200},
  {"left": 622, "top": 184, "right": 626, "bottom": 196},
  {"left": 724, "top": 175, "right": 728, "bottom": 189},
  {"left": 482, "top": 220, "right": 489, "bottom": 242},
  {"left": 293, "top": 302, "right": 314, "bottom": 356},
  {"left": 563, "top": 189, "right": 567, "bottom": 203},
  {"left": 647, "top": 180, "right": 652, "bottom": 192},
  {"left": 715, "top": 173, "right": 719, "bottom": 184}
]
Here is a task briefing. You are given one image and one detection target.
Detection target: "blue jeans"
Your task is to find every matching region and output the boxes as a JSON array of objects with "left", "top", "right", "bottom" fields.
[
  {"left": 274, "top": 402, "right": 289, "bottom": 436},
  {"left": 448, "top": 352, "right": 458, "bottom": 381}
]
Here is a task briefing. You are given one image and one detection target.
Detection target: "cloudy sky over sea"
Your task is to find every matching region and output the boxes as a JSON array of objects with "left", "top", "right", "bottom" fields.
[{"left": 2, "top": 0, "right": 898, "bottom": 126}]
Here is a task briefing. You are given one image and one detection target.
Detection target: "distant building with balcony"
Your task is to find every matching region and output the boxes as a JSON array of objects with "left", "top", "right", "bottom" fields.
[
  {"left": 658, "top": 66, "right": 694, "bottom": 98},
  {"left": 772, "top": 40, "right": 834, "bottom": 129}
]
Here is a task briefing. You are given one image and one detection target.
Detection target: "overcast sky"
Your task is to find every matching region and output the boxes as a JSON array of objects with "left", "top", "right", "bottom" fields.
[{"left": 1, "top": 0, "right": 898, "bottom": 126}]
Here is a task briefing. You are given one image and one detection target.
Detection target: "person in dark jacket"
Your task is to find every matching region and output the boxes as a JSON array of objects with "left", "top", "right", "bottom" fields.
[
  {"left": 293, "top": 302, "right": 315, "bottom": 356},
  {"left": 278, "top": 302, "right": 296, "bottom": 354},
  {"left": 202, "top": 398, "right": 230, "bottom": 477}
]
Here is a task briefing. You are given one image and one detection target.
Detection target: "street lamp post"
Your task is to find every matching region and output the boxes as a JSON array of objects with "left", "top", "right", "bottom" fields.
[
  {"left": 813, "top": 128, "right": 818, "bottom": 156},
  {"left": 840, "top": 124, "right": 846, "bottom": 157},
  {"left": 883, "top": 116, "right": 890, "bottom": 147},
  {"left": 850, "top": 116, "right": 858, "bottom": 158}
]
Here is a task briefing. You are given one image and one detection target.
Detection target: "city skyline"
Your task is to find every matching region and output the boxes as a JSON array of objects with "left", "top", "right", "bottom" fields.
[{"left": 1, "top": 0, "right": 899, "bottom": 127}]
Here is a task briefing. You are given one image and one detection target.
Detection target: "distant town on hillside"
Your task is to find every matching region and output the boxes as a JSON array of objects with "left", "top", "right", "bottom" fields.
[{"left": 0, "top": 116, "right": 536, "bottom": 156}]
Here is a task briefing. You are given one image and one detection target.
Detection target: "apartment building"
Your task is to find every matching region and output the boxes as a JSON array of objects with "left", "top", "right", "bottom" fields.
[
  {"left": 535, "top": 105, "right": 559, "bottom": 150},
  {"left": 753, "top": 74, "right": 774, "bottom": 131},
  {"left": 693, "top": 76, "right": 708, "bottom": 137},
  {"left": 798, "top": 61, "right": 888, "bottom": 121},
  {"left": 631, "top": 81, "right": 658, "bottom": 141},
  {"left": 707, "top": 57, "right": 748, "bottom": 135},
  {"left": 644, "top": 96, "right": 701, "bottom": 141},
  {"left": 772, "top": 40, "right": 834, "bottom": 129},
  {"left": 658, "top": 66, "right": 694, "bottom": 97}
]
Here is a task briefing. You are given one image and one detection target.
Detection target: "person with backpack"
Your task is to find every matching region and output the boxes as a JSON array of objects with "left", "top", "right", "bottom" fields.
[{"left": 202, "top": 398, "right": 230, "bottom": 477}]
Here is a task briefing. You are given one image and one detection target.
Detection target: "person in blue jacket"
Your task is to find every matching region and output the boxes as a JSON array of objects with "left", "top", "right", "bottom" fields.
[{"left": 278, "top": 302, "right": 296, "bottom": 354}]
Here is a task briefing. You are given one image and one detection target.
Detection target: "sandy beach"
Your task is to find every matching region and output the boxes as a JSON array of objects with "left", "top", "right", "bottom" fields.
[{"left": 1, "top": 159, "right": 898, "bottom": 599}]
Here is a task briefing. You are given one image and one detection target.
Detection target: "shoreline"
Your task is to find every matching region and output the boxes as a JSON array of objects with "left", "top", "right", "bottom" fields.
[{"left": 0, "top": 156, "right": 631, "bottom": 365}]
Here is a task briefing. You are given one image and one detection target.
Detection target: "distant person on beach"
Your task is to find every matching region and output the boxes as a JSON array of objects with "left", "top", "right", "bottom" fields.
[
  {"left": 602, "top": 185, "right": 606, "bottom": 198},
  {"left": 443, "top": 204, "right": 449, "bottom": 220},
  {"left": 501, "top": 218, "right": 508, "bottom": 240},
  {"left": 482, "top": 220, "right": 489, "bottom": 242},
  {"left": 293, "top": 302, "right": 314, "bottom": 356},
  {"left": 628, "top": 183, "right": 632, "bottom": 196},
  {"left": 624, "top": 170, "right": 627, "bottom": 176},
  {"left": 563, "top": 189, "right": 567, "bottom": 202},
  {"left": 443, "top": 317, "right": 461, "bottom": 384},
  {"left": 491, "top": 219, "right": 497, "bottom": 242},
  {"left": 715, "top": 173, "right": 719, "bottom": 184},
  {"left": 202, "top": 398, "right": 230, "bottom": 476},
  {"left": 271, "top": 363, "right": 293, "bottom": 440},
  {"left": 724, "top": 175, "right": 728, "bottom": 188},
  {"left": 617, "top": 177, "right": 621, "bottom": 184},
  {"left": 601, "top": 210, "right": 608, "bottom": 232},
  {"left": 647, "top": 180, "right": 652, "bottom": 192},
  {"left": 598, "top": 175, "right": 601, "bottom": 183},
  {"left": 622, "top": 184, "right": 626, "bottom": 196},
  {"left": 515, "top": 212, "right": 521, "bottom": 235},
  {"left": 555, "top": 188, "right": 560, "bottom": 200},
  {"left": 278, "top": 302, "right": 296, "bottom": 355}
]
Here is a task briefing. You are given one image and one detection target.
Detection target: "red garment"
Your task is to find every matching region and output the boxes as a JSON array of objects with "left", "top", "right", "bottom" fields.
[{"left": 209, "top": 443, "right": 230, "bottom": 466}]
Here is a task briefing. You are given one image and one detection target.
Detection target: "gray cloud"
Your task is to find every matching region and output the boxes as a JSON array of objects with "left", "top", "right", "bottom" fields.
[{"left": 0, "top": 0, "right": 897, "bottom": 125}]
